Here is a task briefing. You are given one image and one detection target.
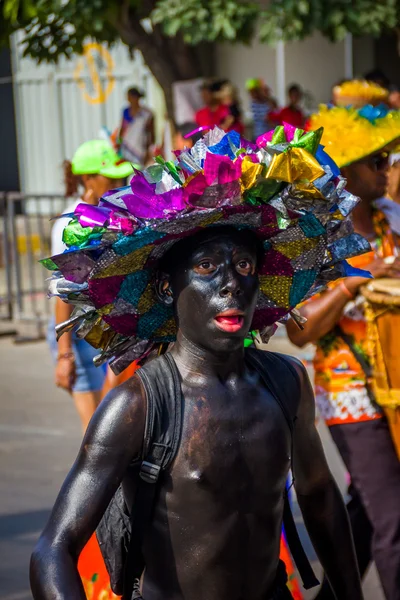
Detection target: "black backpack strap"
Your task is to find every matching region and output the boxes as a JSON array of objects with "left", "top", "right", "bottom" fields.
[
  {"left": 122, "top": 353, "right": 182, "bottom": 600},
  {"left": 245, "top": 349, "right": 320, "bottom": 591}
]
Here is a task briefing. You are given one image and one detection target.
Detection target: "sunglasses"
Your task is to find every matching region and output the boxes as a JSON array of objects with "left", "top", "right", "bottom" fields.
[{"left": 359, "top": 152, "right": 389, "bottom": 172}]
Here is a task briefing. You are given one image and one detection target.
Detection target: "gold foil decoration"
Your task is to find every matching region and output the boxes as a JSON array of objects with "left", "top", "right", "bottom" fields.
[
  {"left": 291, "top": 182, "right": 325, "bottom": 199},
  {"left": 266, "top": 147, "right": 325, "bottom": 183},
  {"left": 259, "top": 275, "right": 292, "bottom": 308},
  {"left": 85, "top": 319, "right": 115, "bottom": 349},
  {"left": 240, "top": 156, "right": 265, "bottom": 191},
  {"left": 97, "top": 244, "right": 154, "bottom": 279},
  {"left": 274, "top": 237, "right": 319, "bottom": 259}
]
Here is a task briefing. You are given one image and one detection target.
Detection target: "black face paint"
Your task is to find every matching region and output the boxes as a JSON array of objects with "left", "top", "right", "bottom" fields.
[{"left": 167, "top": 228, "right": 260, "bottom": 354}]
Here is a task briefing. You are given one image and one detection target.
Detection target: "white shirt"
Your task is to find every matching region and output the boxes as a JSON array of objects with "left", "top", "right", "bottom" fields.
[
  {"left": 375, "top": 197, "right": 400, "bottom": 236},
  {"left": 51, "top": 199, "right": 82, "bottom": 256}
]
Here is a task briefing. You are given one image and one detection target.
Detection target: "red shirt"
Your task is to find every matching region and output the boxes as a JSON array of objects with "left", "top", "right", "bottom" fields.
[
  {"left": 270, "top": 105, "right": 305, "bottom": 129},
  {"left": 195, "top": 104, "right": 229, "bottom": 129}
]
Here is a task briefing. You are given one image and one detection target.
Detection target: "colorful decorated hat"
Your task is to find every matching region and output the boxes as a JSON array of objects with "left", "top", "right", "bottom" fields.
[
  {"left": 43, "top": 125, "right": 370, "bottom": 373},
  {"left": 72, "top": 140, "right": 133, "bottom": 179},
  {"left": 332, "top": 79, "right": 389, "bottom": 108},
  {"left": 308, "top": 104, "right": 400, "bottom": 168}
]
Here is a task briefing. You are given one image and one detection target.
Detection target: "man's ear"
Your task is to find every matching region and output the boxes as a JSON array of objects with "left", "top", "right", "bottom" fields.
[{"left": 155, "top": 272, "right": 174, "bottom": 306}]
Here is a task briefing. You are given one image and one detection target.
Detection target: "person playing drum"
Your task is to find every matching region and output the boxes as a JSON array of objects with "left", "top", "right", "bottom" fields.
[{"left": 287, "top": 95, "right": 400, "bottom": 600}]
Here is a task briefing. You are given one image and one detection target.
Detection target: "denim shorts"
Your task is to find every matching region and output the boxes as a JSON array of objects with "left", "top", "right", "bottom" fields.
[{"left": 47, "top": 318, "right": 106, "bottom": 393}]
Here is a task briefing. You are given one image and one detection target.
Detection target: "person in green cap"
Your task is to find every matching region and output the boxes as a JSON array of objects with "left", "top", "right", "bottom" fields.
[
  {"left": 48, "top": 140, "right": 133, "bottom": 432},
  {"left": 246, "top": 78, "right": 277, "bottom": 140}
]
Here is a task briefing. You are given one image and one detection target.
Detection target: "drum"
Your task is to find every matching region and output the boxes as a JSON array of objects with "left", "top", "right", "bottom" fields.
[{"left": 362, "top": 278, "right": 400, "bottom": 458}]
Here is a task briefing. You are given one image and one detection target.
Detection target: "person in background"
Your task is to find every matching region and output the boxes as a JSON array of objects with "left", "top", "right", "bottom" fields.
[
  {"left": 118, "top": 87, "right": 154, "bottom": 168},
  {"left": 389, "top": 85, "right": 400, "bottom": 110},
  {"left": 217, "top": 80, "right": 245, "bottom": 135},
  {"left": 270, "top": 84, "right": 305, "bottom": 129},
  {"left": 246, "top": 78, "right": 277, "bottom": 140},
  {"left": 195, "top": 79, "right": 229, "bottom": 130},
  {"left": 287, "top": 105, "right": 400, "bottom": 600},
  {"left": 49, "top": 140, "right": 133, "bottom": 432},
  {"left": 174, "top": 122, "right": 206, "bottom": 149},
  {"left": 364, "top": 68, "right": 390, "bottom": 90},
  {"left": 375, "top": 152, "right": 400, "bottom": 239}
]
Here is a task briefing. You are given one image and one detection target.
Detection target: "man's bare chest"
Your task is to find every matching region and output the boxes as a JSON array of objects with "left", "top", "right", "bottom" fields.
[{"left": 168, "top": 380, "right": 292, "bottom": 506}]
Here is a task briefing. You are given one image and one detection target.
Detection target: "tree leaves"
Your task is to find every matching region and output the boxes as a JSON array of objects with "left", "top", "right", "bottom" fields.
[
  {"left": 259, "top": 0, "right": 399, "bottom": 43},
  {"left": 2, "top": 0, "right": 400, "bottom": 64},
  {"left": 152, "top": 0, "right": 259, "bottom": 44}
]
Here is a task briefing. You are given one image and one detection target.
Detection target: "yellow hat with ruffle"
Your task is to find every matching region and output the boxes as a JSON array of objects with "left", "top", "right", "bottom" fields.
[
  {"left": 308, "top": 105, "right": 400, "bottom": 168},
  {"left": 333, "top": 80, "right": 389, "bottom": 108}
]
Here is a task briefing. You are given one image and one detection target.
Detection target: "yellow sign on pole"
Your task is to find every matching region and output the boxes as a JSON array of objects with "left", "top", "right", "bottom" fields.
[{"left": 74, "top": 42, "right": 115, "bottom": 105}]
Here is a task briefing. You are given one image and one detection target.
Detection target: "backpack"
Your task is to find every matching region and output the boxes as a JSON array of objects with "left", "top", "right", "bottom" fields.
[{"left": 96, "top": 349, "right": 319, "bottom": 599}]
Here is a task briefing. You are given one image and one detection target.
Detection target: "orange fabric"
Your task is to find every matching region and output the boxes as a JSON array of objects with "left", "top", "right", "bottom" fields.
[
  {"left": 312, "top": 211, "right": 397, "bottom": 426},
  {"left": 78, "top": 534, "right": 120, "bottom": 599},
  {"left": 280, "top": 535, "right": 304, "bottom": 599}
]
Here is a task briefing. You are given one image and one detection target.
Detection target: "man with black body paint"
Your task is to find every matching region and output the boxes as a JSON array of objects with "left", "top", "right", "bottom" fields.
[{"left": 30, "top": 227, "right": 363, "bottom": 600}]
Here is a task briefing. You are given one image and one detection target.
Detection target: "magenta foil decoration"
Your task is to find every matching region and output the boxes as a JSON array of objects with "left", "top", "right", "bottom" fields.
[
  {"left": 74, "top": 203, "right": 111, "bottom": 227},
  {"left": 283, "top": 122, "right": 297, "bottom": 142},
  {"left": 259, "top": 249, "right": 293, "bottom": 276},
  {"left": 108, "top": 213, "right": 135, "bottom": 235},
  {"left": 252, "top": 307, "right": 287, "bottom": 329},
  {"left": 123, "top": 172, "right": 186, "bottom": 219},
  {"left": 184, "top": 125, "right": 211, "bottom": 138},
  {"left": 256, "top": 130, "right": 274, "bottom": 148},
  {"left": 183, "top": 173, "right": 207, "bottom": 206},
  {"left": 103, "top": 313, "right": 138, "bottom": 336},
  {"left": 204, "top": 153, "right": 242, "bottom": 185},
  {"left": 88, "top": 275, "right": 125, "bottom": 308}
]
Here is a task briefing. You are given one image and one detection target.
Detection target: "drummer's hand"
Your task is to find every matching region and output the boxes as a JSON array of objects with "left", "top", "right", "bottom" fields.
[
  {"left": 344, "top": 257, "right": 400, "bottom": 295},
  {"left": 368, "top": 256, "right": 400, "bottom": 279}
]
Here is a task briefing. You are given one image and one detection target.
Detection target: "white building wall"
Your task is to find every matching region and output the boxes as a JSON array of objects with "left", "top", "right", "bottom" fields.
[
  {"left": 216, "top": 33, "right": 347, "bottom": 113},
  {"left": 216, "top": 40, "right": 277, "bottom": 115},
  {"left": 284, "top": 34, "right": 345, "bottom": 105},
  {"left": 11, "top": 36, "right": 165, "bottom": 195}
]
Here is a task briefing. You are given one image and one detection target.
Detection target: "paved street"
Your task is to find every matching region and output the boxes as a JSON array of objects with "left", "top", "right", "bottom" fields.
[{"left": 0, "top": 333, "right": 383, "bottom": 599}]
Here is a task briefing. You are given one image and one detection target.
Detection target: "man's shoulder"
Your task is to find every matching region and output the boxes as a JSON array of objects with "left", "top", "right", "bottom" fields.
[
  {"left": 248, "top": 348, "right": 305, "bottom": 376},
  {"left": 247, "top": 349, "right": 306, "bottom": 421},
  {"left": 100, "top": 372, "right": 146, "bottom": 422}
]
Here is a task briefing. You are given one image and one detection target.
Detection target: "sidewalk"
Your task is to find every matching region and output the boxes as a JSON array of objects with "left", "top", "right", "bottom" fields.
[{"left": 0, "top": 335, "right": 383, "bottom": 600}]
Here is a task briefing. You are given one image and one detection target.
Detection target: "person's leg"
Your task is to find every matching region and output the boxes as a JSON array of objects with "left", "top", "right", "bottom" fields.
[
  {"left": 72, "top": 339, "right": 105, "bottom": 433},
  {"left": 72, "top": 390, "right": 102, "bottom": 432},
  {"left": 346, "top": 484, "right": 373, "bottom": 577},
  {"left": 330, "top": 418, "right": 400, "bottom": 600}
]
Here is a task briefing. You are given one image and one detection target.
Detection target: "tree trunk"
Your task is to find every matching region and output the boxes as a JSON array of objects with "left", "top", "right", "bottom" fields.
[{"left": 113, "top": 4, "right": 212, "bottom": 123}]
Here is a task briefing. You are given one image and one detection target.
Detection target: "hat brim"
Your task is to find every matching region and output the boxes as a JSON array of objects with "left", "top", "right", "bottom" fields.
[
  {"left": 99, "top": 161, "right": 134, "bottom": 179},
  {"left": 340, "top": 134, "right": 400, "bottom": 168}
]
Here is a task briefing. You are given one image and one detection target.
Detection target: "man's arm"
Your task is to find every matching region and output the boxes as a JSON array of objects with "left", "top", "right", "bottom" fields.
[
  {"left": 290, "top": 358, "right": 363, "bottom": 600},
  {"left": 30, "top": 376, "right": 146, "bottom": 599},
  {"left": 287, "top": 258, "right": 400, "bottom": 347}
]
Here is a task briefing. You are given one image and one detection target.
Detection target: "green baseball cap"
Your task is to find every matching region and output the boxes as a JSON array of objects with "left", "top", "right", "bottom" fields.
[
  {"left": 71, "top": 140, "right": 134, "bottom": 179},
  {"left": 245, "top": 78, "right": 263, "bottom": 91}
]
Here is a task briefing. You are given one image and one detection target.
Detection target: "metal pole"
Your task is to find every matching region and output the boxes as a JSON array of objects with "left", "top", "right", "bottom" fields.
[
  {"left": 9, "top": 193, "right": 24, "bottom": 316},
  {"left": 276, "top": 40, "right": 286, "bottom": 107},
  {"left": 1, "top": 193, "right": 14, "bottom": 321}
]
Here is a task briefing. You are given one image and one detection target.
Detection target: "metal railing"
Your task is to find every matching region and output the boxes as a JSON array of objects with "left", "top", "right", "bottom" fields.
[{"left": 0, "top": 192, "right": 70, "bottom": 341}]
